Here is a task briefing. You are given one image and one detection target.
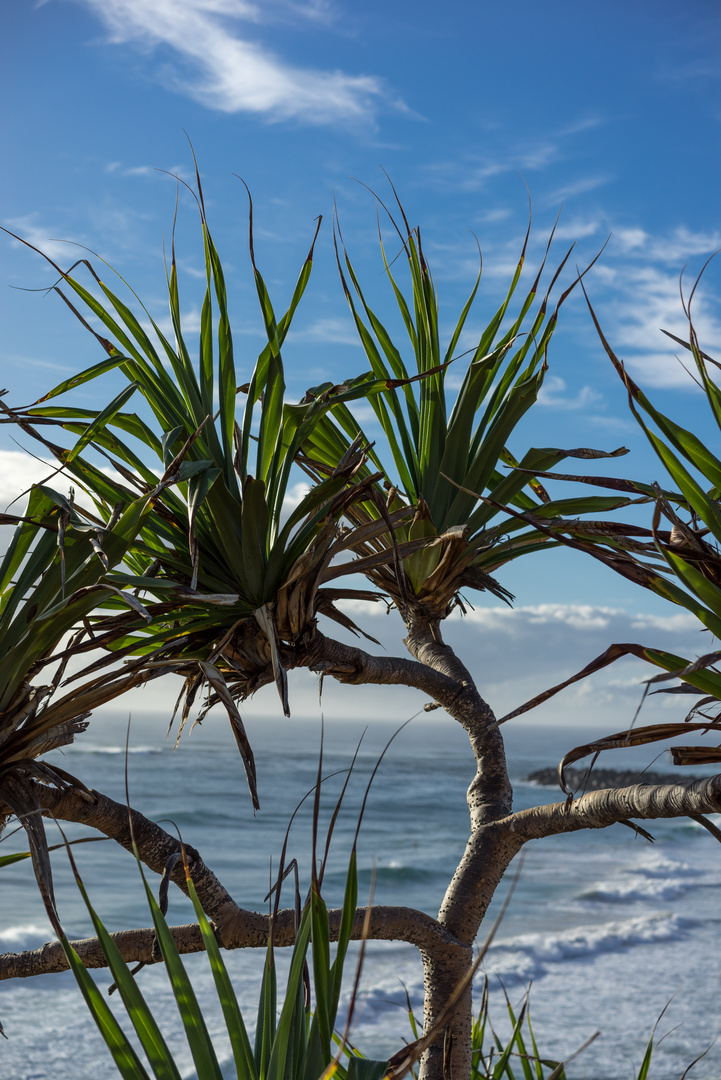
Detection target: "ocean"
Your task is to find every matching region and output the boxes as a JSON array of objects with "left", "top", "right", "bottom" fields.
[{"left": 1, "top": 712, "right": 720, "bottom": 1080}]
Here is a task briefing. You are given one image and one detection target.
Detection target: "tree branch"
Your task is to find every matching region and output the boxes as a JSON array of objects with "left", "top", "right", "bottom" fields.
[
  {"left": 306, "top": 630, "right": 511, "bottom": 827},
  {"left": 402, "top": 615, "right": 512, "bottom": 827},
  {"left": 0, "top": 924, "right": 206, "bottom": 979},
  {"left": 29, "top": 780, "right": 243, "bottom": 930},
  {"left": 0, "top": 905, "right": 463, "bottom": 980},
  {"left": 305, "top": 631, "right": 460, "bottom": 699},
  {"left": 508, "top": 775, "right": 721, "bottom": 840}
]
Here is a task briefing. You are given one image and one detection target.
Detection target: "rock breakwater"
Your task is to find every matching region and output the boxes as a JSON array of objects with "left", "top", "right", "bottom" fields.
[{"left": 524, "top": 766, "right": 703, "bottom": 791}]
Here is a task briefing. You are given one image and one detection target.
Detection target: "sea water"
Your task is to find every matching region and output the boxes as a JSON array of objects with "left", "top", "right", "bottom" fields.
[{"left": 1, "top": 713, "right": 720, "bottom": 1080}]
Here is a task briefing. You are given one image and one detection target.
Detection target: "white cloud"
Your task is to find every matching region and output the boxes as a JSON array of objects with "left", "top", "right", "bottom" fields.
[
  {"left": 475, "top": 209, "right": 513, "bottom": 225},
  {"left": 78, "top": 0, "right": 391, "bottom": 125},
  {"left": 450, "top": 602, "right": 618, "bottom": 632},
  {"left": 3, "top": 204, "right": 158, "bottom": 264},
  {"left": 543, "top": 175, "right": 613, "bottom": 204},
  {"left": 591, "top": 249, "right": 721, "bottom": 393},
  {"left": 621, "top": 351, "right": 699, "bottom": 390},
  {"left": 151, "top": 305, "right": 204, "bottom": 340},
  {"left": 645, "top": 226, "right": 721, "bottom": 265},
  {"left": 0, "top": 451, "right": 133, "bottom": 522},
  {"left": 602, "top": 226, "right": 721, "bottom": 267},
  {"left": 584, "top": 414, "right": 635, "bottom": 433},
  {"left": 291, "top": 316, "right": 360, "bottom": 346},
  {"left": 327, "top": 598, "right": 709, "bottom": 726},
  {"left": 428, "top": 142, "right": 560, "bottom": 194},
  {"left": 657, "top": 58, "right": 721, "bottom": 84},
  {"left": 551, "top": 216, "right": 602, "bottom": 242},
  {"left": 516, "top": 143, "right": 559, "bottom": 171},
  {"left": 341, "top": 599, "right": 704, "bottom": 643},
  {"left": 630, "top": 612, "right": 701, "bottom": 633},
  {"left": 613, "top": 227, "right": 649, "bottom": 254},
  {"left": 282, "top": 480, "right": 312, "bottom": 512},
  {"left": 2, "top": 213, "right": 85, "bottom": 263},
  {"left": 0, "top": 451, "right": 65, "bottom": 512},
  {"left": 105, "top": 161, "right": 192, "bottom": 180},
  {"left": 537, "top": 375, "right": 603, "bottom": 411},
  {"left": 555, "top": 116, "right": 606, "bottom": 138}
]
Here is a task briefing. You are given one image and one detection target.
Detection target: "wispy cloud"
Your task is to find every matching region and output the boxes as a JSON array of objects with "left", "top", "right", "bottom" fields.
[
  {"left": 428, "top": 141, "right": 562, "bottom": 193},
  {"left": 645, "top": 226, "right": 721, "bottom": 265},
  {"left": 291, "top": 316, "right": 360, "bottom": 345},
  {"left": 555, "top": 116, "right": 606, "bottom": 138},
  {"left": 77, "top": 0, "right": 393, "bottom": 125},
  {"left": 2, "top": 213, "right": 86, "bottom": 262},
  {"left": 105, "top": 161, "right": 192, "bottom": 180},
  {"left": 425, "top": 113, "right": 612, "bottom": 199},
  {"left": 585, "top": 414, "right": 636, "bottom": 434},
  {"left": 656, "top": 57, "right": 721, "bottom": 84},
  {"left": 0, "top": 451, "right": 68, "bottom": 512},
  {"left": 342, "top": 599, "right": 701, "bottom": 640},
  {"left": 451, "top": 603, "right": 622, "bottom": 633},
  {"left": 612, "top": 227, "right": 648, "bottom": 254},
  {"left": 537, "top": 375, "right": 603, "bottom": 411},
  {"left": 597, "top": 259, "right": 721, "bottom": 389},
  {"left": 3, "top": 203, "right": 164, "bottom": 265},
  {"left": 151, "top": 305, "right": 204, "bottom": 340},
  {"left": 630, "top": 612, "right": 700, "bottom": 633},
  {"left": 543, "top": 175, "right": 613, "bottom": 205},
  {"left": 551, "top": 216, "right": 602, "bottom": 241},
  {"left": 605, "top": 225, "right": 721, "bottom": 265},
  {"left": 474, "top": 208, "right": 513, "bottom": 225}
]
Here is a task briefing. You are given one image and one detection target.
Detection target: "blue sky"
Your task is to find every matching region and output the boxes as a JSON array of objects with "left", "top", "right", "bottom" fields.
[{"left": 1, "top": 0, "right": 720, "bottom": 726}]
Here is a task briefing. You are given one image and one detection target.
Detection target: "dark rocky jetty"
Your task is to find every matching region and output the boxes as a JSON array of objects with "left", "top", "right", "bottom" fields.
[{"left": 524, "top": 766, "right": 704, "bottom": 792}]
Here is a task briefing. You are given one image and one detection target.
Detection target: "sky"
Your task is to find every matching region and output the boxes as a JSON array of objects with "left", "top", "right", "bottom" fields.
[{"left": 1, "top": 0, "right": 720, "bottom": 733}]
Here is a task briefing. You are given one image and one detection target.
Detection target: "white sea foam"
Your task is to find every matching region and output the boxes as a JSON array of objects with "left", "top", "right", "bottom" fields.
[
  {"left": 484, "top": 913, "right": 687, "bottom": 982},
  {"left": 64, "top": 744, "right": 163, "bottom": 755},
  {"left": 630, "top": 852, "right": 693, "bottom": 876},
  {"left": 576, "top": 850, "right": 712, "bottom": 903},
  {"left": 0, "top": 923, "right": 52, "bottom": 950},
  {"left": 578, "top": 873, "right": 688, "bottom": 903}
]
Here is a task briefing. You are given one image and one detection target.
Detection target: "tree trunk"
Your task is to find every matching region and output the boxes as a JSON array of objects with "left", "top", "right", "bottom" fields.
[{"left": 399, "top": 617, "right": 515, "bottom": 1080}]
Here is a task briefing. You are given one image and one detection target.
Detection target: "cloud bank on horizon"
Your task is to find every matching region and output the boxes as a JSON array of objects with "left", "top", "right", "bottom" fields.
[{"left": 82, "top": 593, "right": 707, "bottom": 730}]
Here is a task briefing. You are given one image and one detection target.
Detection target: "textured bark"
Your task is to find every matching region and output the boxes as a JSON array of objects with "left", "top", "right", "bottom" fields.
[
  {"left": 0, "top": 924, "right": 206, "bottom": 978},
  {"left": 402, "top": 617, "right": 512, "bottom": 829},
  {"left": 419, "top": 937, "right": 474, "bottom": 1080},
  {"left": 305, "top": 631, "right": 460, "bottom": 700},
  {"left": 4, "top": 770, "right": 464, "bottom": 987},
  {"left": 508, "top": 775, "right": 721, "bottom": 839},
  {"left": 219, "top": 903, "right": 462, "bottom": 953}
]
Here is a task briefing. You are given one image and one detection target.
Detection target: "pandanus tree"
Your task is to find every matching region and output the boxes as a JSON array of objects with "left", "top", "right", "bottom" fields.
[{"left": 3, "top": 177, "right": 721, "bottom": 1080}]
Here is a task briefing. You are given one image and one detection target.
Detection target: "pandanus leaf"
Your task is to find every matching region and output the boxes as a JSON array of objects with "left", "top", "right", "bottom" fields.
[
  {"left": 556, "top": 723, "right": 721, "bottom": 794},
  {"left": 500, "top": 641, "right": 721, "bottom": 725},
  {"left": 301, "top": 191, "right": 619, "bottom": 609}
]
